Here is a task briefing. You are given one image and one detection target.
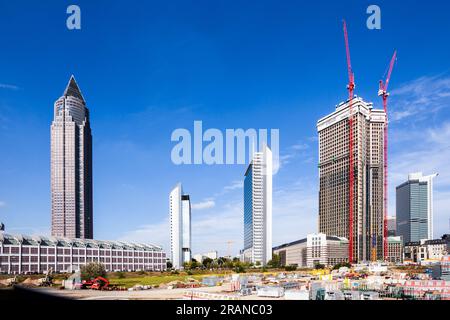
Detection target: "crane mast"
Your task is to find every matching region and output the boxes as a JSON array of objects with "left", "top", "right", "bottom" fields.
[
  {"left": 343, "top": 20, "right": 355, "bottom": 263},
  {"left": 379, "top": 50, "right": 397, "bottom": 261}
]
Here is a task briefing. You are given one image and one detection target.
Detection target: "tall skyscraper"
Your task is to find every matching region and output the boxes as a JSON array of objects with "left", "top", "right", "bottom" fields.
[
  {"left": 396, "top": 172, "right": 438, "bottom": 244},
  {"left": 51, "top": 76, "right": 93, "bottom": 239},
  {"left": 243, "top": 145, "right": 272, "bottom": 265},
  {"left": 317, "top": 97, "right": 386, "bottom": 262},
  {"left": 169, "top": 183, "right": 191, "bottom": 269}
]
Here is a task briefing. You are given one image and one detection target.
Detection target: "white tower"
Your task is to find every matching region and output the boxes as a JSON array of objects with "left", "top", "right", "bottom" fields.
[
  {"left": 169, "top": 183, "right": 191, "bottom": 269},
  {"left": 243, "top": 145, "right": 272, "bottom": 265}
]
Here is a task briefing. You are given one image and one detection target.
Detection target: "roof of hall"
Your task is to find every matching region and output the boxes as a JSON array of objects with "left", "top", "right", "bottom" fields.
[{"left": 0, "top": 231, "right": 163, "bottom": 251}]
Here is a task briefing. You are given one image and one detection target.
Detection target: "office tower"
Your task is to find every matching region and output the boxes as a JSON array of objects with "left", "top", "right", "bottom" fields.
[
  {"left": 51, "top": 76, "right": 93, "bottom": 239},
  {"left": 396, "top": 172, "right": 438, "bottom": 244},
  {"left": 243, "top": 145, "right": 272, "bottom": 265},
  {"left": 169, "top": 183, "right": 191, "bottom": 269},
  {"left": 181, "top": 194, "right": 192, "bottom": 263},
  {"left": 317, "top": 97, "right": 386, "bottom": 262}
]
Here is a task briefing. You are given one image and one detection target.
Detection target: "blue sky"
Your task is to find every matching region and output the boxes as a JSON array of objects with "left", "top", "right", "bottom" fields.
[{"left": 0, "top": 0, "right": 449, "bottom": 256}]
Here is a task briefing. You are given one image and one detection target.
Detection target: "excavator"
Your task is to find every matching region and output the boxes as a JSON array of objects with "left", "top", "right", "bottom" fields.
[
  {"left": 37, "top": 268, "right": 53, "bottom": 287},
  {"left": 81, "top": 276, "right": 110, "bottom": 290}
]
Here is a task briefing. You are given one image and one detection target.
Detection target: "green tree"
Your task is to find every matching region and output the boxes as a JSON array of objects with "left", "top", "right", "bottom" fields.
[
  {"left": 217, "top": 257, "right": 226, "bottom": 266},
  {"left": 233, "top": 262, "right": 246, "bottom": 273},
  {"left": 285, "top": 265, "right": 297, "bottom": 271},
  {"left": 202, "top": 257, "right": 213, "bottom": 268},
  {"left": 80, "top": 262, "right": 106, "bottom": 280},
  {"left": 211, "top": 260, "right": 219, "bottom": 269},
  {"left": 332, "top": 262, "right": 352, "bottom": 270},
  {"left": 166, "top": 261, "right": 173, "bottom": 269},
  {"left": 224, "top": 258, "right": 234, "bottom": 269},
  {"left": 190, "top": 259, "right": 200, "bottom": 269},
  {"left": 267, "top": 254, "right": 281, "bottom": 268},
  {"left": 314, "top": 263, "right": 325, "bottom": 270}
]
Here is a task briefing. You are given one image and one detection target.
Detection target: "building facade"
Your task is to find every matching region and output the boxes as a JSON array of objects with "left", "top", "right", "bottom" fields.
[
  {"left": 0, "top": 232, "right": 166, "bottom": 274},
  {"left": 404, "top": 237, "right": 449, "bottom": 265},
  {"left": 51, "top": 76, "right": 93, "bottom": 239},
  {"left": 169, "top": 184, "right": 191, "bottom": 269},
  {"left": 432, "top": 255, "right": 450, "bottom": 281},
  {"left": 396, "top": 172, "right": 438, "bottom": 244},
  {"left": 273, "top": 233, "right": 348, "bottom": 268},
  {"left": 317, "top": 97, "right": 386, "bottom": 262},
  {"left": 387, "top": 216, "right": 396, "bottom": 237},
  {"left": 243, "top": 145, "right": 272, "bottom": 265},
  {"left": 386, "top": 236, "right": 403, "bottom": 264}
]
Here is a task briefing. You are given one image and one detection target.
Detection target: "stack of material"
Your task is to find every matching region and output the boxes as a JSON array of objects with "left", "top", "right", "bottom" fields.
[
  {"left": 284, "top": 289, "right": 309, "bottom": 300},
  {"left": 256, "top": 286, "right": 284, "bottom": 298},
  {"left": 128, "top": 284, "right": 152, "bottom": 291},
  {"left": 167, "top": 280, "right": 185, "bottom": 289},
  {"left": 202, "top": 276, "right": 223, "bottom": 287}
]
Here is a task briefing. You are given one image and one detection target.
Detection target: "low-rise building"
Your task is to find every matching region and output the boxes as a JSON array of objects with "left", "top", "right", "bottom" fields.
[
  {"left": 432, "top": 255, "right": 450, "bottom": 281},
  {"left": 387, "top": 236, "right": 403, "bottom": 264},
  {"left": 0, "top": 232, "right": 166, "bottom": 274},
  {"left": 273, "top": 233, "right": 348, "bottom": 268},
  {"left": 404, "top": 236, "right": 449, "bottom": 265},
  {"left": 193, "top": 251, "right": 218, "bottom": 263},
  {"left": 272, "top": 239, "right": 307, "bottom": 267}
]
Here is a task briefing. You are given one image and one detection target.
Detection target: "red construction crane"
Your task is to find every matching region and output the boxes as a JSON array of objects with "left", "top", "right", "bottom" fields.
[
  {"left": 379, "top": 50, "right": 397, "bottom": 261},
  {"left": 343, "top": 20, "right": 355, "bottom": 263}
]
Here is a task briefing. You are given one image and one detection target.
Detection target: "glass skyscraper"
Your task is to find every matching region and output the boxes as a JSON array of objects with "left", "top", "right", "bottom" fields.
[
  {"left": 242, "top": 145, "right": 272, "bottom": 265},
  {"left": 169, "top": 183, "right": 191, "bottom": 269},
  {"left": 396, "top": 172, "right": 438, "bottom": 244},
  {"left": 51, "top": 76, "right": 93, "bottom": 239}
]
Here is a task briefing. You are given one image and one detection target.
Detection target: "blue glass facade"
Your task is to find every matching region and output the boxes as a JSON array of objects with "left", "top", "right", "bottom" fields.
[
  {"left": 244, "top": 164, "right": 253, "bottom": 250},
  {"left": 396, "top": 180, "right": 429, "bottom": 244}
]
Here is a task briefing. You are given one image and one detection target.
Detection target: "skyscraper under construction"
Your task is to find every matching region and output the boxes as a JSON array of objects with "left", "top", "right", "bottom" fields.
[{"left": 317, "top": 97, "right": 386, "bottom": 262}]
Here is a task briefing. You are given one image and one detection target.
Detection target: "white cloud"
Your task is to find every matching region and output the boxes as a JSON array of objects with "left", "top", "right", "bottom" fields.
[
  {"left": 222, "top": 180, "right": 243, "bottom": 192},
  {"left": 6, "top": 226, "right": 50, "bottom": 236},
  {"left": 278, "top": 142, "right": 312, "bottom": 169},
  {"left": 390, "top": 74, "right": 450, "bottom": 122},
  {"left": 191, "top": 200, "right": 215, "bottom": 210},
  {"left": 0, "top": 201, "right": 6, "bottom": 207},
  {"left": 118, "top": 219, "right": 169, "bottom": 250},
  {"left": 291, "top": 143, "right": 309, "bottom": 151}
]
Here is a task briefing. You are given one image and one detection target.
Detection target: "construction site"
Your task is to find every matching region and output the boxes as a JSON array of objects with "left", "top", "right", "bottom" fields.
[{"left": 1, "top": 265, "right": 449, "bottom": 300}]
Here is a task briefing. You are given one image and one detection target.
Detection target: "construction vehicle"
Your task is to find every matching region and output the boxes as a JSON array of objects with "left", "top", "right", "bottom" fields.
[
  {"left": 4, "top": 276, "right": 18, "bottom": 286},
  {"left": 37, "top": 267, "right": 53, "bottom": 287},
  {"left": 81, "top": 276, "right": 110, "bottom": 290}
]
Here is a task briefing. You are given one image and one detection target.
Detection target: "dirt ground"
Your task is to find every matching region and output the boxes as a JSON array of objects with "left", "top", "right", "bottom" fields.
[{"left": 27, "top": 286, "right": 277, "bottom": 300}]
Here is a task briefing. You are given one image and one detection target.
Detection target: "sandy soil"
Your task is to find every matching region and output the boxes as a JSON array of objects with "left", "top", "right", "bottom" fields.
[{"left": 30, "top": 286, "right": 277, "bottom": 300}]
